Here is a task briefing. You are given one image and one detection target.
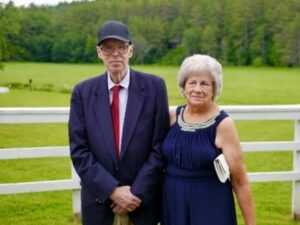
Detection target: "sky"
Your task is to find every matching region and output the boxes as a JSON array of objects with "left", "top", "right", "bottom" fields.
[{"left": 0, "top": 0, "right": 81, "bottom": 7}]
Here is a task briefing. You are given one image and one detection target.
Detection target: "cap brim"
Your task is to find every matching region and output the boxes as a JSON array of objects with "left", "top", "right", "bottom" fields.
[{"left": 98, "top": 35, "right": 131, "bottom": 45}]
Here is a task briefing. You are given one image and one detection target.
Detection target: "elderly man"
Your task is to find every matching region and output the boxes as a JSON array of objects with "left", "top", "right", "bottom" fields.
[{"left": 68, "top": 20, "right": 169, "bottom": 225}]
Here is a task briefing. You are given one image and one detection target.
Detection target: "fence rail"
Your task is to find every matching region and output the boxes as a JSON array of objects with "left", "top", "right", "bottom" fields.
[{"left": 1, "top": 105, "right": 300, "bottom": 221}]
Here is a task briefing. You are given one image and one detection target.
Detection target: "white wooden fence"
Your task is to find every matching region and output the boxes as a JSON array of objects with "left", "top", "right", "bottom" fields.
[{"left": 0, "top": 105, "right": 300, "bottom": 222}]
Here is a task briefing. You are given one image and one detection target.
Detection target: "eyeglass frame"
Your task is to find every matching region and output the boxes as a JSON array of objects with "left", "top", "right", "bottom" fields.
[{"left": 98, "top": 43, "right": 131, "bottom": 55}]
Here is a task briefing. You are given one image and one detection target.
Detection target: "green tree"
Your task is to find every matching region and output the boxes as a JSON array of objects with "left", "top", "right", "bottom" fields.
[
  {"left": 0, "top": 2, "right": 22, "bottom": 60},
  {"left": 182, "top": 28, "right": 201, "bottom": 55},
  {"left": 0, "top": 0, "right": 299, "bottom": 67},
  {"left": 129, "top": 16, "right": 167, "bottom": 63},
  {"left": 18, "top": 7, "right": 53, "bottom": 61}
]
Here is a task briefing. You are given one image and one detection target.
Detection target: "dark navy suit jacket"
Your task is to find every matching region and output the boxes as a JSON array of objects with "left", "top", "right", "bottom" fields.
[{"left": 68, "top": 69, "right": 169, "bottom": 225}]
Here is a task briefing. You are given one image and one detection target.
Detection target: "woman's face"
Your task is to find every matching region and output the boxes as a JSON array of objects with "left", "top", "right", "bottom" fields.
[{"left": 183, "top": 72, "right": 214, "bottom": 107}]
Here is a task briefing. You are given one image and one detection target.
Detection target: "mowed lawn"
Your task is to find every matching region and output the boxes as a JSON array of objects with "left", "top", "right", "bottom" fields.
[{"left": 0, "top": 62, "right": 300, "bottom": 225}]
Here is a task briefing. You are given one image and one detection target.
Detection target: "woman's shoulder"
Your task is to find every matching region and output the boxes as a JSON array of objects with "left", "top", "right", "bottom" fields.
[
  {"left": 217, "top": 114, "right": 236, "bottom": 135},
  {"left": 214, "top": 109, "right": 229, "bottom": 124}
]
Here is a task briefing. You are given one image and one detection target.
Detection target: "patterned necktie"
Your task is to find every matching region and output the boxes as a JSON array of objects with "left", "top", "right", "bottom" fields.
[{"left": 111, "top": 85, "right": 120, "bottom": 159}]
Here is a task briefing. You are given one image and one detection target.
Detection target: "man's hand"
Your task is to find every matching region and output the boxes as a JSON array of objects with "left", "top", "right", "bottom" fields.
[
  {"left": 110, "top": 186, "right": 141, "bottom": 213},
  {"left": 110, "top": 203, "right": 128, "bottom": 215}
]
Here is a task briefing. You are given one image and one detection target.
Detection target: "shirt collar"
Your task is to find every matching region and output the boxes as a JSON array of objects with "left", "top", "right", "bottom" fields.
[{"left": 107, "top": 69, "right": 130, "bottom": 90}]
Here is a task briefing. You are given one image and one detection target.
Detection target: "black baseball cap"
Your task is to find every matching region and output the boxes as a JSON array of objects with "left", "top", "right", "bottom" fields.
[{"left": 97, "top": 20, "right": 132, "bottom": 45}]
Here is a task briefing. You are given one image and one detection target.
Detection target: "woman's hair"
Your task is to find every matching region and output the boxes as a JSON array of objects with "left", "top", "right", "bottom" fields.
[{"left": 178, "top": 54, "right": 223, "bottom": 101}]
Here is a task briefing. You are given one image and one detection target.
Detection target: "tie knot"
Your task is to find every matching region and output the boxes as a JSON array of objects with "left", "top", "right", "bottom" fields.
[{"left": 112, "top": 85, "right": 120, "bottom": 95}]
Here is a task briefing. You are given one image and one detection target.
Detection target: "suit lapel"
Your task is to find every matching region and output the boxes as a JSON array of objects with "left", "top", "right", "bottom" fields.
[
  {"left": 120, "top": 70, "right": 144, "bottom": 159},
  {"left": 93, "top": 73, "right": 118, "bottom": 163}
]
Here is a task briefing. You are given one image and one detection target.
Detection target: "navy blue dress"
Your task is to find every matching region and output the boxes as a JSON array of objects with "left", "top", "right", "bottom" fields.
[{"left": 161, "top": 106, "right": 237, "bottom": 225}]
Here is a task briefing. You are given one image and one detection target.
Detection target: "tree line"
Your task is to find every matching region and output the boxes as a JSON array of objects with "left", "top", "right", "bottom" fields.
[{"left": 0, "top": 0, "right": 300, "bottom": 67}]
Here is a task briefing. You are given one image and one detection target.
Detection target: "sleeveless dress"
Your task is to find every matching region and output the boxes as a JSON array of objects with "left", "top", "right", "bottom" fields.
[{"left": 161, "top": 105, "right": 237, "bottom": 225}]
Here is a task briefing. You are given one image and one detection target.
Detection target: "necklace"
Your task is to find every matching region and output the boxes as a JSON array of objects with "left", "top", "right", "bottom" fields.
[{"left": 178, "top": 107, "right": 220, "bottom": 132}]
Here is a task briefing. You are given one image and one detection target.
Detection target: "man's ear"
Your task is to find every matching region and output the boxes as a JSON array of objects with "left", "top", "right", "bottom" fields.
[
  {"left": 96, "top": 46, "right": 103, "bottom": 59},
  {"left": 128, "top": 45, "right": 133, "bottom": 58}
]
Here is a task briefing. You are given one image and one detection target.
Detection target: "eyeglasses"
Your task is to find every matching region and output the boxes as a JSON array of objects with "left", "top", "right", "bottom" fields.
[{"left": 100, "top": 44, "right": 129, "bottom": 55}]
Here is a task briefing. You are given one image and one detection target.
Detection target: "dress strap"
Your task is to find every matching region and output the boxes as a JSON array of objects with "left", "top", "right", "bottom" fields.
[
  {"left": 214, "top": 110, "right": 229, "bottom": 127},
  {"left": 175, "top": 106, "right": 183, "bottom": 116},
  {"left": 175, "top": 105, "right": 184, "bottom": 123}
]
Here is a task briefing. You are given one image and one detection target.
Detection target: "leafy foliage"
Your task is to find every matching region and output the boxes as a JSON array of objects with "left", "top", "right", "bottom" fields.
[{"left": 0, "top": 0, "right": 300, "bottom": 66}]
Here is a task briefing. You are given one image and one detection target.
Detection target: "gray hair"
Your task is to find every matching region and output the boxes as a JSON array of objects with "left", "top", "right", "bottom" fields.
[{"left": 178, "top": 54, "right": 223, "bottom": 101}]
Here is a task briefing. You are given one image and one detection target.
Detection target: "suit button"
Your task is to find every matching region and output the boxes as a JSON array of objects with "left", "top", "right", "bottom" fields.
[
  {"left": 115, "top": 166, "right": 119, "bottom": 171},
  {"left": 95, "top": 198, "right": 102, "bottom": 204}
]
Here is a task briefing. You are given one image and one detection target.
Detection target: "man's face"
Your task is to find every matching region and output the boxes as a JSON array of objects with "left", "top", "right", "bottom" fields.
[{"left": 96, "top": 39, "right": 133, "bottom": 76}]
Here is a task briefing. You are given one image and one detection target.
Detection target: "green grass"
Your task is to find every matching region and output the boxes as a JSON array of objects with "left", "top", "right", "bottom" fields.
[
  {"left": 0, "top": 191, "right": 74, "bottom": 225},
  {"left": 0, "top": 62, "right": 300, "bottom": 225},
  {"left": 1, "top": 62, "right": 300, "bottom": 106},
  {"left": 0, "top": 89, "right": 70, "bottom": 107},
  {"left": 0, "top": 123, "right": 68, "bottom": 148}
]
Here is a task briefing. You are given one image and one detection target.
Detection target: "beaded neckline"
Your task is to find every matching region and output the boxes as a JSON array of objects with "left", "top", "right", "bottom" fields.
[{"left": 178, "top": 107, "right": 220, "bottom": 132}]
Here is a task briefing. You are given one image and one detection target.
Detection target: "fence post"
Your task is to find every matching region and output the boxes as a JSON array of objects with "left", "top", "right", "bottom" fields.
[
  {"left": 71, "top": 164, "right": 81, "bottom": 224},
  {"left": 293, "top": 119, "right": 300, "bottom": 220}
]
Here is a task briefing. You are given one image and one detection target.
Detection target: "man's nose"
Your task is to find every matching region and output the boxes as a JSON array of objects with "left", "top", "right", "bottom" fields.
[{"left": 111, "top": 48, "right": 118, "bottom": 55}]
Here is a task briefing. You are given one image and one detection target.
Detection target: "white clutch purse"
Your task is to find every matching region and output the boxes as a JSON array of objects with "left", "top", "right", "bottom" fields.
[{"left": 213, "top": 154, "right": 230, "bottom": 183}]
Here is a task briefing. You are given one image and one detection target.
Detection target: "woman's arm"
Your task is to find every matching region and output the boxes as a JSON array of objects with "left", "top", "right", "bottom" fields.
[
  {"left": 215, "top": 117, "right": 256, "bottom": 225},
  {"left": 169, "top": 108, "right": 176, "bottom": 126}
]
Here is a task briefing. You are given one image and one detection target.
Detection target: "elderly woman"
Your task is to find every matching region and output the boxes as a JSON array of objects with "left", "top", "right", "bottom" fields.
[{"left": 161, "top": 54, "right": 256, "bottom": 225}]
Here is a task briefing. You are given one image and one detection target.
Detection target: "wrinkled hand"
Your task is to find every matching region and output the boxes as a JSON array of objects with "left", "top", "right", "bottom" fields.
[
  {"left": 110, "top": 186, "right": 141, "bottom": 214},
  {"left": 110, "top": 203, "right": 127, "bottom": 215}
]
